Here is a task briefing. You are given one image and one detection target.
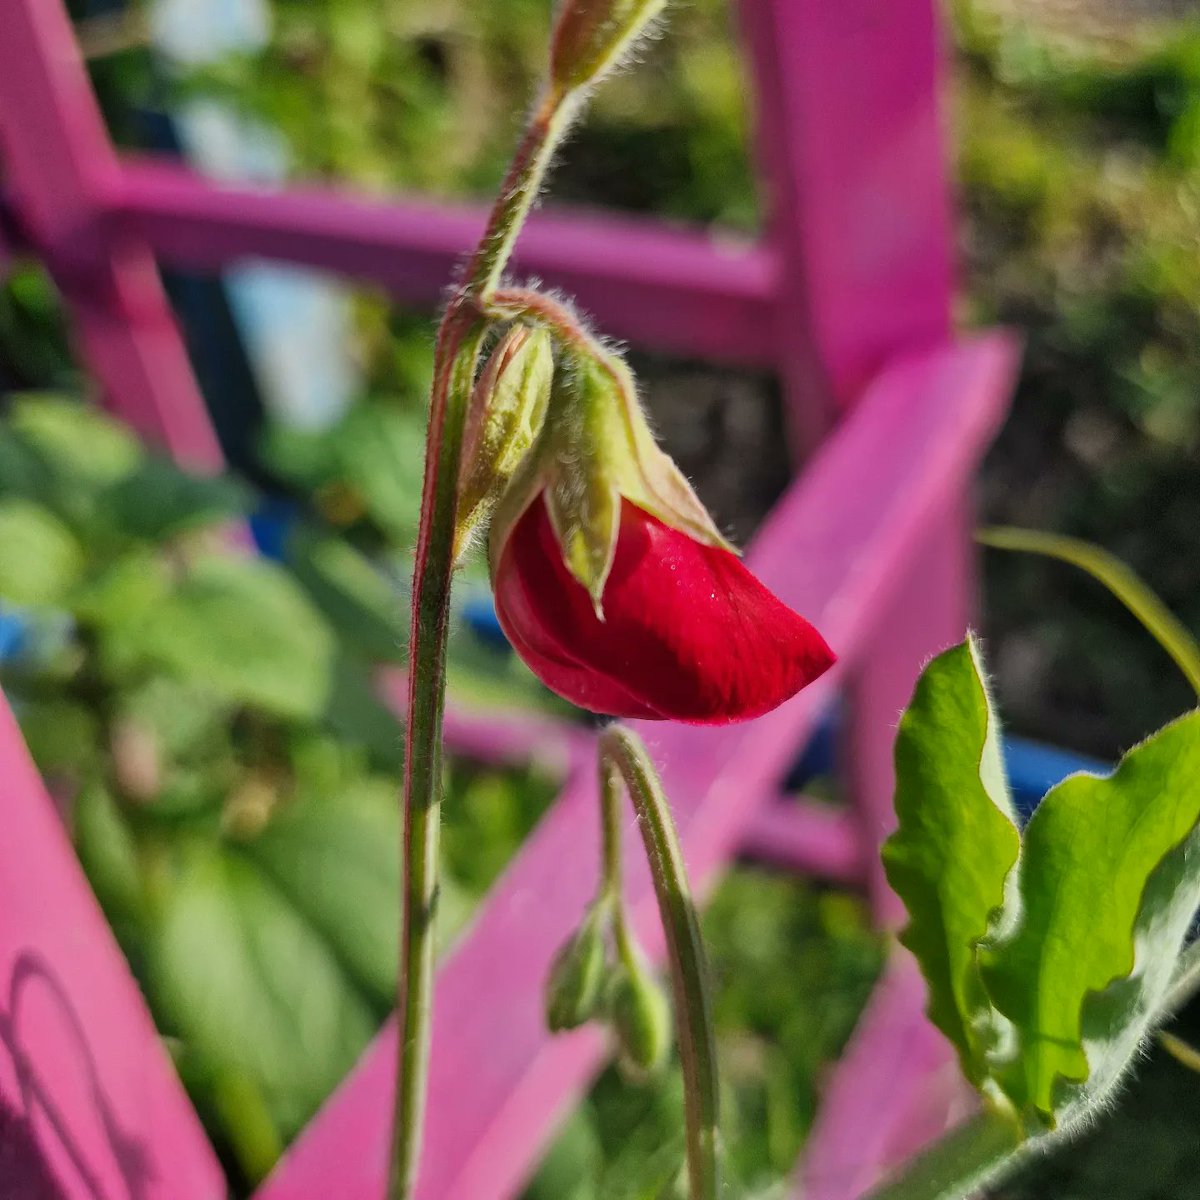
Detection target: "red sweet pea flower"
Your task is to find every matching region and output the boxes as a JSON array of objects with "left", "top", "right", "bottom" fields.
[{"left": 493, "top": 494, "right": 835, "bottom": 724}]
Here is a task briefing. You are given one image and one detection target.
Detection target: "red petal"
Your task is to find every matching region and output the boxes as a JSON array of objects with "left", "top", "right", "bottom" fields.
[{"left": 492, "top": 496, "right": 835, "bottom": 724}]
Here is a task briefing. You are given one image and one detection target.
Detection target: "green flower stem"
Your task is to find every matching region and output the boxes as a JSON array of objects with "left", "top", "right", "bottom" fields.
[
  {"left": 977, "top": 527, "right": 1200, "bottom": 696},
  {"left": 600, "top": 725, "right": 720, "bottom": 1200},
  {"left": 389, "top": 82, "right": 581, "bottom": 1200},
  {"left": 864, "top": 1108, "right": 1024, "bottom": 1200}
]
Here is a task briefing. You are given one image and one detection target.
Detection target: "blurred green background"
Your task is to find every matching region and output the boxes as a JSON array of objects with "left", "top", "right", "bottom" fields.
[{"left": 2, "top": 0, "right": 1200, "bottom": 1196}]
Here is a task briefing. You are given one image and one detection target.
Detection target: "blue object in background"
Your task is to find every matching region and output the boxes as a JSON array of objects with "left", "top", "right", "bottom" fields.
[
  {"left": 250, "top": 499, "right": 299, "bottom": 562},
  {"left": 0, "top": 610, "right": 28, "bottom": 663},
  {"left": 1002, "top": 737, "right": 1111, "bottom": 820},
  {"left": 462, "top": 592, "right": 511, "bottom": 652}
]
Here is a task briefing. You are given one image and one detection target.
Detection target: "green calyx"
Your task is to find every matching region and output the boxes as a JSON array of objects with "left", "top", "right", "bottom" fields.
[
  {"left": 454, "top": 324, "right": 553, "bottom": 562},
  {"left": 549, "top": 0, "right": 668, "bottom": 93},
  {"left": 488, "top": 345, "right": 732, "bottom": 614}
]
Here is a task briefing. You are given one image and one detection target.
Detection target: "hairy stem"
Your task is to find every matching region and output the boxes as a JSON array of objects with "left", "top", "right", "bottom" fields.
[
  {"left": 600, "top": 726, "right": 720, "bottom": 1200},
  {"left": 388, "top": 84, "right": 578, "bottom": 1200}
]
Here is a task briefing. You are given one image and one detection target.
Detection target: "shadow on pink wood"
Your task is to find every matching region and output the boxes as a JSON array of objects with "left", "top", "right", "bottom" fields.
[{"left": 0, "top": 694, "right": 225, "bottom": 1200}]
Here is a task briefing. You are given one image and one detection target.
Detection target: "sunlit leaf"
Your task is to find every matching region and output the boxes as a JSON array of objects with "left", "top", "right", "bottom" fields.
[{"left": 881, "top": 637, "right": 1022, "bottom": 1087}]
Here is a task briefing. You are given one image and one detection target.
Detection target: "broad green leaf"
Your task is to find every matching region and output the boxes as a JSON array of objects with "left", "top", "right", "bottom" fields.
[
  {"left": 121, "top": 556, "right": 335, "bottom": 719},
  {"left": 244, "top": 777, "right": 400, "bottom": 1012},
  {"left": 7, "top": 394, "right": 143, "bottom": 488},
  {"left": 70, "top": 551, "right": 171, "bottom": 630},
  {"left": 73, "top": 784, "right": 148, "bottom": 957},
  {"left": 881, "top": 638, "right": 1021, "bottom": 1086},
  {"left": 102, "top": 458, "right": 252, "bottom": 541},
  {"left": 980, "top": 708, "right": 1200, "bottom": 1126},
  {"left": 0, "top": 498, "right": 85, "bottom": 605},
  {"left": 146, "top": 845, "right": 377, "bottom": 1140},
  {"left": 17, "top": 698, "right": 100, "bottom": 777},
  {"left": 330, "top": 401, "right": 426, "bottom": 541},
  {"left": 285, "top": 524, "right": 407, "bottom": 663}
]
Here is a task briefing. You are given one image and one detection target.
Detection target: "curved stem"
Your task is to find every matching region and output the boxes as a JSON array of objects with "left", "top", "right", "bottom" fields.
[
  {"left": 389, "top": 84, "right": 580, "bottom": 1200},
  {"left": 600, "top": 726, "right": 720, "bottom": 1200}
]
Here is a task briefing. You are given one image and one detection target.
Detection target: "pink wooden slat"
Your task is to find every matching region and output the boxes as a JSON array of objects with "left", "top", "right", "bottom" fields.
[
  {"left": 0, "top": 692, "right": 225, "bottom": 1200},
  {"left": 847, "top": 505, "right": 976, "bottom": 927},
  {"left": 0, "top": 0, "right": 223, "bottom": 471},
  {"left": 737, "top": 0, "right": 955, "bottom": 447},
  {"left": 108, "top": 160, "right": 778, "bottom": 367},
  {"left": 737, "top": 798, "right": 864, "bottom": 885},
  {"left": 796, "top": 953, "right": 972, "bottom": 1200},
  {"left": 252, "top": 332, "right": 1016, "bottom": 1200}
]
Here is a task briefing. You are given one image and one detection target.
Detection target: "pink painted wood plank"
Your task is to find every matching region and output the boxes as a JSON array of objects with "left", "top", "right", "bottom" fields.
[
  {"left": 795, "top": 953, "right": 973, "bottom": 1200},
  {"left": 737, "top": 798, "right": 864, "bottom": 886},
  {"left": 737, "top": 0, "right": 955, "bottom": 446},
  {"left": 252, "top": 332, "right": 1016, "bottom": 1200},
  {"left": 378, "top": 668, "right": 594, "bottom": 777},
  {"left": 847, "top": 504, "right": 977, "bottom": 927},
  {"left": 0, "top": 0, "right": 223, "bottom": 470},
  {"left": 0, "top": 691, "right": 225, "bottom": 1200},
  {"left": 109, "top": 159, "right": 778, "bottom": 366}
]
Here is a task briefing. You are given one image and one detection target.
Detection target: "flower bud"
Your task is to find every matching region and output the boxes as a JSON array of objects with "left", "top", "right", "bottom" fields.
[
  {"left": 545, "top": 903, "right": 608, "bottom": 1032},
  {"left": 455, "top": 324, "right": 553, "bottom": 560},
  {"left": 490, "top": 346, "right": 730, "bottom": 611},
  {"left": 549, "top": 0, "right": 667, "bottom": 93},
  {"left": 609, "top": 959, "right": 671, "bottom": 1078},
  {"left": 485, "top": 342, "right": 836, "bottom": 723}
]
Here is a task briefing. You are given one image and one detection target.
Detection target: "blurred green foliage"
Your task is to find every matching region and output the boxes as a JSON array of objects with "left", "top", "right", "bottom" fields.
[{"left": 0, "top": 394, "right": 559, "bottom": 1190}]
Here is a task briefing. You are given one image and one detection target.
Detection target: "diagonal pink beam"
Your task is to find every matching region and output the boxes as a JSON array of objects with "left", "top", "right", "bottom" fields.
[
  {"left": 107, "top": 159, "right": 779, "bottom": 367},
  {"left": 0, "top": 0, "right": 222, "bottom": 470},
  {"left": 0, "top": 693, "right": 226, "bottom": 1200},
  {"left": 252, "top": 332, "right": 1017, "bottom": 1200}
]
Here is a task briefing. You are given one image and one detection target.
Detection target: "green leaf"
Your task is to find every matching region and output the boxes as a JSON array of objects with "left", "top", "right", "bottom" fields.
[
  {"left": 102, "top": 458, "right": 252, "bottom": 541},
  {"left": 980, "top": 708, "right": 1200, "bottom": 1127},
  {"left": 881, "top": 638, "right": 1021, "bottom": 1087},
  {"left": 285, "top": 524, "right": 407, "bottom": 663},
  {"left": 243, "top": 777, "right": 400, "bottom": 1012},
  {"left": 0, "top": 498, "right": 85, "bottom": 605},
  {"left": 17, "top": 698, "right": 100, "bottom": 777},
  {"left": 978, "top": 526, "right": 1200, "bottom": 697},
  {"left": 146, "top": 845, "right": 377, "bottom": 1140},
  {"left": 121, "top": 556, "right": 335, "bottom": 719},
  {"left": 73, "top": 784, "right": 148, "bottom": 955},
  {"left": 330, "top": 401, "right": 426, "bottom": 541},
  {"left": 7, "top": 394, "right": 143, "bottom": 488}
]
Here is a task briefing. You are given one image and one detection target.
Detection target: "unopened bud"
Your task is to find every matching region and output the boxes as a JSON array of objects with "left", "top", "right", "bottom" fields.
[
  {"left": 456, "top": 324, "right": 553, "bottom": 560},
  {"left": 545, "top": 904, "right": 608, "bottom": 1032},
  {"left": 610, "top": 959, "right": 671, "bottom": 1078},
  {"left": 549, "top": 0, "right": 667, "bottom": 93}
]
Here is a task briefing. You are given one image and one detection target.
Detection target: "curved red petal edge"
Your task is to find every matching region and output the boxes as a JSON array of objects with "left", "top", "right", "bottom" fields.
[{"left": 492, "top": 494, "right": 836, "bottom": 724}]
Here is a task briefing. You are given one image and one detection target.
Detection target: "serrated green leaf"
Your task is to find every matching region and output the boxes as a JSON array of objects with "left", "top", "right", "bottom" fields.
[
  {"left": 146, "top": 845, "right": 377, "bottom": 1140},
  {"left": 244, "top": 777, "right": 400, "bottom": 1012},
  {"left": 0, "top": 498, "right": 85, "bottom": 605},
  {"left": 979, "top": 708, "right": 1200, "bottom": 1126},
  {"left": 881, "top": 638, "right": 1021, "bottom": 1087},
  {"left": 122, "top": 556, "right": 335, "bottom": 719}
]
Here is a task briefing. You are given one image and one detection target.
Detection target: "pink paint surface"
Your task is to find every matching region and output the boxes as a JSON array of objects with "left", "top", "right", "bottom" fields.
[{"left": 0, "top": 696, "right": 226, "bottom": 1200}]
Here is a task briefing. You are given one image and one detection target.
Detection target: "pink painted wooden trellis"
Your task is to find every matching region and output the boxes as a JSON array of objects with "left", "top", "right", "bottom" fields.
[{"left": 0, "top": 0, "right": 1019, "bottom": 1197}]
